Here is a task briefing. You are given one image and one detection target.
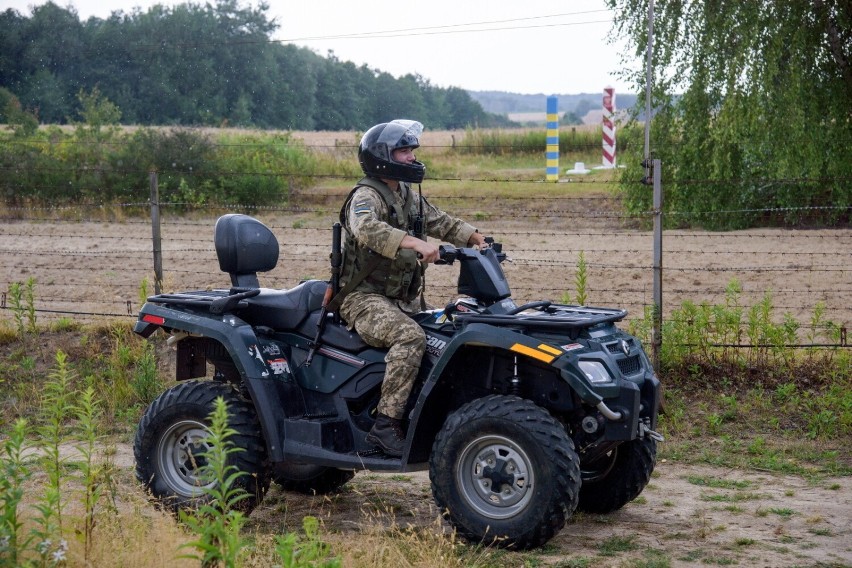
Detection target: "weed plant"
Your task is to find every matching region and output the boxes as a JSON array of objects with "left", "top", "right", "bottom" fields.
[
  {"left": 560, "top": 250, "right": 588, "bottom": 306},
  {"left": 630, "top": 279, "right": 849, "bottom": 388},
  {"left": 74, "top": 385, "right": 117, "bottom": 563},
  {"left": 624, "top": 277, "right": 850, "bottom": 473},
  {"left": 6, "top": 278, "right": 38, "bottom": 337},
  {"left": 273, "top": 516, "right": 341, "bottom": 568},
  {"left": 0, "top": 419, "right": 30, "bottom": 567},
  {"left": 178, "top": 396, "right": 252, "bottom": 567}
]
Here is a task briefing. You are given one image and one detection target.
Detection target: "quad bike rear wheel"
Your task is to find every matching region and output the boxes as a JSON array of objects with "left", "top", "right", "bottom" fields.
[
  {"left": 134, "top": 380, "right": 270, "bottom": 513},
  {"left": 430, "top": 395, "right": 581, "bottom": 549},
  {"left": 274, "top": 464, "right": 355, "bottom": 495}
]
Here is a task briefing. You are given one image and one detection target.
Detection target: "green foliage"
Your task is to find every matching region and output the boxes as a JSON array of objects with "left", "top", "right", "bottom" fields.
[
  {"left": 597, "top": 535, "right": 638, "bottom": 556},
  {"left": 208, "top": 133, "right": 311, "bottom": 205},
  {"left": 73, "top": 87, "right": 121, "bottom": 139},
  {"left": 458, "top": 127, "right": 611, "bottom": 159},
  {"left": 0, "top": 419, "right": 31, "bottom": 567},
  {"left": 91, "top": 325, "right": 164, "bottom": 420},
  {"left": 4, "top": 277, "right": 37, "bottom": 336},
  {"left": 0, "top": 124, "right": 326, "bottom": 206},
  {"left": 0, "top": 3, "right": 500, "bottom": 130},
  {"left": 7, "top": 282, "right": 25, "bottom": 336},
  {"left": 24, "top": 278, "right": 37, "bottom": 334},
  {"left": 0, "top": 87, "right": 38, "bottom": 137},
  {"left": 574, "top": 251, "right": 588, "bottom": 306},
  {"left": 29, "top": 350, "right": 76, "bottom": 566},
  {"left": 560, "top": 250, "right": 588, "bottom": 305},
  {"left": 74, "top": 385, "right": 115, "bottom": 563},
  {"left": 274, "top": 516, "right": 341, "bottom": 568},
  {"left": 138, "top": 277, "right": 149, "bottom": 309},
  {"left": 178, "top": 397, "right": 251, "bottom": 568},
  {"left": 611, "top": 0, "right": 852, "bottom": 229},
  {"left": 38, "top": 350, "right": 75, "bottom": 515},
  {"left": 131, "top": 343, "right": 162, "bottom": 404},
  {"left": 634, "top": 279, "right": 843, "bottom": 381},
  {"left": 0, "top": 351, "right": 117, "bottom": 565},
  {"left": 633, "top": 277, "right": 851, "bottom": 451}
]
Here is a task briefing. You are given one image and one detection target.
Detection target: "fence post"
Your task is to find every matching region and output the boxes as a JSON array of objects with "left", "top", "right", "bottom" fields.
[
  {"left": 652, "top": 159, "right": 663, "bottom": 370},
  {"left": 150, "top": 171, "right": 163, "bottom": 296}
]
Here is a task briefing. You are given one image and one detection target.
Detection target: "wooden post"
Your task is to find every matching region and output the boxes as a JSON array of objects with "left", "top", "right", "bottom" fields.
[
  {"left": 652, "top": 159, "right": 663, "bottom": 370},
  {"left": 150, "top": 171, "right": 163, "bottom": 296}
]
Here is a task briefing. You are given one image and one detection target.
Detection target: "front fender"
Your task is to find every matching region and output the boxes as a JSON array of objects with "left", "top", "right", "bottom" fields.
[{"left": 407, "top": 322, "right": 573, "bottom": 433}]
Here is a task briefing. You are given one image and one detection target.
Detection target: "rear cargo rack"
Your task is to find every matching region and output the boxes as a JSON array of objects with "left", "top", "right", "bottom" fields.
[{"left": 147, "top": 288, "right": 259, "bottom": 314}]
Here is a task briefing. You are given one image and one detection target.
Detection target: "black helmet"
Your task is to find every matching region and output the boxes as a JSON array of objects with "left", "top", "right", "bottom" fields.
[{"left": 358, "top": 119, "right": 426, "bottom": 183}]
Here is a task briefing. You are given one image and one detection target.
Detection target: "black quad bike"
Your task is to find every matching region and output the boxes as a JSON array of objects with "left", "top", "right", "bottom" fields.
[{"left": 133, "top": 213, "right": 663, "bottom": 549}]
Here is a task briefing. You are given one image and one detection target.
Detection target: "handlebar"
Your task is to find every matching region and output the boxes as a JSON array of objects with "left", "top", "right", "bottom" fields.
[{"left": 436, "top": 240, "right": 504, "bottom": 265}]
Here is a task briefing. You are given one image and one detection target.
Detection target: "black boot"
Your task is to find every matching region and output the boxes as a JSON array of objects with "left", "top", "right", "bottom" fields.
[{"left": 366, "top": 413, "right": 406, "bottom": 457}]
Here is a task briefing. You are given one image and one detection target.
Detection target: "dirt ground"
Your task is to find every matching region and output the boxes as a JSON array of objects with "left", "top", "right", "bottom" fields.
[
  {"left": 2, "top": 211, "right": 850, "bottom": 334},
  {"left": 99, "top": 443, "right": 852, "bottom": 567}
]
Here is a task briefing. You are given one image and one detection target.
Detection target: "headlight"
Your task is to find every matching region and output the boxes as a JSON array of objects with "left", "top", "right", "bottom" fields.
[{"left": 578, "top": 361, "right": 613, "bottom": 384}]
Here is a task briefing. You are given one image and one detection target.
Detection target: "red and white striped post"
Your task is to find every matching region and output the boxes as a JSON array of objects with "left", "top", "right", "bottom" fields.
[{"left": 602, "top": 86, "right": 616, "bottom": 168}]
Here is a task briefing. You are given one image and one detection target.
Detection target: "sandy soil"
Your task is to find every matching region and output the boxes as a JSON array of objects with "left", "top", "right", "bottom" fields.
[{"left": 83, "top": 442, "right": 850, "bottom": 567}]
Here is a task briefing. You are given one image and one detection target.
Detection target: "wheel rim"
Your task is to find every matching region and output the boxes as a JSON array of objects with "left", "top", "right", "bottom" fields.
[
  {"left": 156, "top": 419, "right": 214, "bottom": 497},
  {"left": 456, "top": 434, "right": 534, "bottom": 520}
]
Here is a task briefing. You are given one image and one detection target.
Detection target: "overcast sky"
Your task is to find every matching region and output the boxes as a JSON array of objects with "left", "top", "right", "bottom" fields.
[{"left": 3, "top": 0, "right": 637, "bottom": 96}]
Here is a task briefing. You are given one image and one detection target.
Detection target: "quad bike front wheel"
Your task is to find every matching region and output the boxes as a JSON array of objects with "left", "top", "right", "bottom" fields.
[
  {"left": 430, "top": 395, "right": 581, "bottom": 549},
  {"left": 576, "top": 437, "right": 657, "bottom": 514},
  {"left": 134, "top": 380, "right": 270, "bottom": 513}
]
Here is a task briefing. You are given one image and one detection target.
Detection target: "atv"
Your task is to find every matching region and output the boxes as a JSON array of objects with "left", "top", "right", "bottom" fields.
[{"left": 133, "top": 213, "right": 663, "bottom": 549}]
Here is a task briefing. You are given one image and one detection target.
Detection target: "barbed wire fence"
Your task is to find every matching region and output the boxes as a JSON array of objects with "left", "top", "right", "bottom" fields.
[{"left": 1, "top": 166, "right": 850, "bottom": 356}]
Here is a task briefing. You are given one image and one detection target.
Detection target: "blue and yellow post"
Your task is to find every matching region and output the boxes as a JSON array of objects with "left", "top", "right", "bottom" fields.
[{"left": 546, "top": 96, "right": 559, "bottom": 182}]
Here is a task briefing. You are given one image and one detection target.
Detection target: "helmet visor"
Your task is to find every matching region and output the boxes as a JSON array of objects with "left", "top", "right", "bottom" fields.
[{"left": 376, "top": 119, "right": 423, "bottom": 150}]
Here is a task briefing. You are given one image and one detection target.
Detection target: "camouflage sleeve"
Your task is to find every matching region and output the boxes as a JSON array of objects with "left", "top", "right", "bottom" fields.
[
  {"left": 348, "top": 187, "right": 407, "bottom": 258},
  {"left": 421, "top": 197, "right": 478, "bottom": 247}
]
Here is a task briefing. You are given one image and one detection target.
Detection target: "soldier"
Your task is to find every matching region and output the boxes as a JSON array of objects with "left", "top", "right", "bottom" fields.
[{"left": 338, "top": 119, "right": 487, "bottom": 456}]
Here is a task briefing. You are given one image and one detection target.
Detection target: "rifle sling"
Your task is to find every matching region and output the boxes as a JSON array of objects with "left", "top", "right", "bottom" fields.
[{"left": 325, "top": 253, "right": 383, "bottom": 314}]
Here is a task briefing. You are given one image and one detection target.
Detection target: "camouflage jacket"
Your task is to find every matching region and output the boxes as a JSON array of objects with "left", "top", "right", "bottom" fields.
[{"left": 340, "top": 177, "right": 477, "bottom": 305}]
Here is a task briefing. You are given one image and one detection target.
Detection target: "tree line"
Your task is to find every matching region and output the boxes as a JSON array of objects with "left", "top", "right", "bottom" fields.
[
  {"left": 609, "top": 0, "right": 851, "bottom": 229},
  {"left": 0, "top": 0, "right": 511, "bottom": 130}
]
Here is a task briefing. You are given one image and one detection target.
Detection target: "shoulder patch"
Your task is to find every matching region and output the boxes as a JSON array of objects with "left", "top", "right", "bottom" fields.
[{"left": 353, "top": 200, "right": 371, "bottom": 216}]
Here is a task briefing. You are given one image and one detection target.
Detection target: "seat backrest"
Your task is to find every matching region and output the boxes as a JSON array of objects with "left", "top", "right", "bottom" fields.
[{"left": 214, "top": 214, "right": 279, "bottom": 288}]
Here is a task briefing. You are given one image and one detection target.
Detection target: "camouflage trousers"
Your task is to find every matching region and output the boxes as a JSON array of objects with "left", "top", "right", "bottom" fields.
[{"left": 340, "top": 291, "right": 425, "bottom": 420}]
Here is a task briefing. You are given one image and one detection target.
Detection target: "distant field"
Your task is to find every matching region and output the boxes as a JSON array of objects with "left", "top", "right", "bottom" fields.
[{"left": 507, "top": 110, "right": 629, "bottom": 126}]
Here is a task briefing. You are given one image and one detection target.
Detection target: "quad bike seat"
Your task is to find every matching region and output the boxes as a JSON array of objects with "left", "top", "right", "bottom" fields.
[{"left": 239, "top": 281, "right": 327, "bottom": 330}]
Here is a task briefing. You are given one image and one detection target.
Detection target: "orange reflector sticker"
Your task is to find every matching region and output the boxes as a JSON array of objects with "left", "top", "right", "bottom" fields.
[
  {"left": 537, "top": 344, "right": 562, "bottom": 356},
  {"left": 510, "top": 343, "right": 556, "bottom": 363}
]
